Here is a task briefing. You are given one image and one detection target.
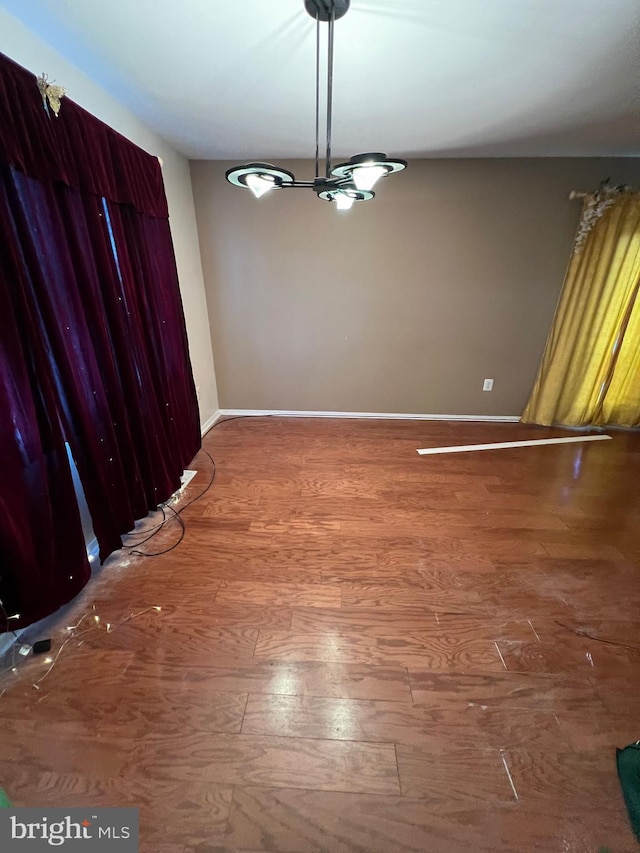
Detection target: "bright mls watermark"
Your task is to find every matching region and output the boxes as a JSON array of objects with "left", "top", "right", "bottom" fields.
[{"left": 0, "top": 808, "right": 138, "bottom": 850}]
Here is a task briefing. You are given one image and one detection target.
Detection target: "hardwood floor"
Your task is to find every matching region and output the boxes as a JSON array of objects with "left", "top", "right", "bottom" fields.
[{"left": 1, "top": 417, "right": 640, "bottom": 852}]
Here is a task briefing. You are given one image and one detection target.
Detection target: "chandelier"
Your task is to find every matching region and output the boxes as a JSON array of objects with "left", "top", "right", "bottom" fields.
[{"left": 226, "top": 0, "right": 407, "bottom": 211}]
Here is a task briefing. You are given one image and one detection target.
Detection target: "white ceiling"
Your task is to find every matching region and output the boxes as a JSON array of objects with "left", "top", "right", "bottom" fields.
[{"left": 4, "top": 0, "right": 640, "bottom": 159}]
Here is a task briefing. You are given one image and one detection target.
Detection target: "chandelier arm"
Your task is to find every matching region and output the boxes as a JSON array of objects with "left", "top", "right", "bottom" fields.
[
  {"left": 315, "top": 9, "right": 320, "bottom": 178},
  {"left": 281, "top": 181, "right": 316, "bottom": 188},
  {"left": 325, "top": 1, "right": 335, "bottom": 177}
]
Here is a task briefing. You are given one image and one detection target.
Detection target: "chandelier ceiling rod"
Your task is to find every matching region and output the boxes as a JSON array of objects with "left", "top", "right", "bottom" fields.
[
  {"left": 314, "top": 10, "right": 320, "bottom": 179},
  {"left": 325, "top": 2, "right": 335, "bottom": 178}
]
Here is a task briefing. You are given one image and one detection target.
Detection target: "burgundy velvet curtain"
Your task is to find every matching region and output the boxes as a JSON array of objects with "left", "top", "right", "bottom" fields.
[{"left": 0, "top": 53, "right": 200, "bottom": 629}]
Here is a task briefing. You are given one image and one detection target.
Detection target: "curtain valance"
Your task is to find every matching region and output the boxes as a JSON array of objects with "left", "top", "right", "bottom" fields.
[{"left": 0, "top": 52, "right": 168, "bottom": 218}]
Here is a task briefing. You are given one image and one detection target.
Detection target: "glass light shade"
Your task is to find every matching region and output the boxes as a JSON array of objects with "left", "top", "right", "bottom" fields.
[
  {"left": 246, "top": 173, "right": 276, "bottom": 198},
  {"left": 335, "top": 192, "right": 355, "bottom": 210},
  {"left": 352, "top": 164, "right": 386, "bottom": 191}
]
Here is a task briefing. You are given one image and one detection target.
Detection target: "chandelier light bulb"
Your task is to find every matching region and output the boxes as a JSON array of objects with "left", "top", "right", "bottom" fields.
[
  {"left": 335, "top": 192, "right": 355, "bottom": 210},
  {"left": 246, "top": 173, "right": 276, "bottom": 198},
  {"left": 352, "top": 164, "right": 387, "bottom": 191}
]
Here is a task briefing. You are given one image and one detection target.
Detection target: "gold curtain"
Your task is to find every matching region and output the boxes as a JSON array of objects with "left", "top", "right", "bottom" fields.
[{"left": 522, "top": 192, "right": 640, "bottom": 428}]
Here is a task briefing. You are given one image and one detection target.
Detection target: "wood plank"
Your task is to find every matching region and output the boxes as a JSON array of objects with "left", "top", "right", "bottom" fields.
[
  {"left": 0, "top": 719, "right": 129, "bottom": 777},
  {"left": 224, "top": 786, "right": 496, "bottom": 853},
  {"left": 339, "top": 583, "right": 481, "bottom": 610},
  {"left": 255, "top": 629, "right": 505, "bottom": 670},
  {"left": 249, "top": 520, "right": 342, "bottom": 534},
  {"left": 107, "top": 600, "right": 293, "bottom": 630},
  {"left": 130, "top": 732, "right": 400, "bottom": 795},
  {"left": 290, "top": 606, "right": 438, "bottom": 635},
  {"left": 541, "top": 540, "right": 625, "bottom": 560},
  {"left": 290, "top": 607, "right": 537, "bottom": 643},
  {"left": 120, "top": 657, "right": 413, "bottom": 702},
  {"left": 242, "top": 694, "right": 490, "bottom": 749},
  {"left": 396, "top": 744, "right": 516, "bottom": 802},
  {"left": 215, "top": 581, "right": 341, "bottom": 608},
  {"left": 503, "top": 747, "right": 623, "bottom": 808},
  {"left": 408, "top": 670, "right": 606, "bottom": 712},
  {"left": 496, "top": 637, "right": 636, "bottom": 677},
  {"left": 0, "top": 678, "right": 248, "bottom": 735},
  {"left": 324, "top": 558, "right": 494, "bottom": 585},
  {"left": 84, "top": 615, "right": 259, "bottom": 663}
]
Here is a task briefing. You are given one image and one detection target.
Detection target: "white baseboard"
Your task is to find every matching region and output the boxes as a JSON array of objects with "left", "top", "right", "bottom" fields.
[
  {"left": 201, "top": 409, "right": 223, "bottom": 436},
  {"left": 217, "top": 409, "right": 520, "bottom": 423}
]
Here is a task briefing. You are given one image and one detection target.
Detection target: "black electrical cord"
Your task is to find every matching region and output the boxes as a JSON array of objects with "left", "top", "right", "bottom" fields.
[
  {"left": 123, "top": 504, "right": 168, "bottom": 548},
  {"left": 123, "top": 448, "right": 217, "bottom": 557},
  {"left": 128, "top": 503, "right": 186, "bottom": 557},
  {"left": 209, "top": 415, "right": 257, "bottom": 429},
  {"left": 123, "top": 415, "right": 276, "bottom": 557}
]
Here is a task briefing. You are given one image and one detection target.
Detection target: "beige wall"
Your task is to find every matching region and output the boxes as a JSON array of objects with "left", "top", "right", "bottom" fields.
[
  {"left": 192, "top": 157, "right": 640, "bottom": 416},
  {"left": 1, "top": 10, "right": 219, "bottom": 426}
]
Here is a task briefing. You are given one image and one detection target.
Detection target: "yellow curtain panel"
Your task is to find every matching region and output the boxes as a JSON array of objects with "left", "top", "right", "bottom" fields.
[{"left": 522, "top": 193, "right": 640, "bottom": 428}]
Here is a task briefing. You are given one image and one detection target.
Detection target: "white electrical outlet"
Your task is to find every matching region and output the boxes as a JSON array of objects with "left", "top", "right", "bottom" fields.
[{"left": 483, "top": 378, "right": 494, "bottom": 391}]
